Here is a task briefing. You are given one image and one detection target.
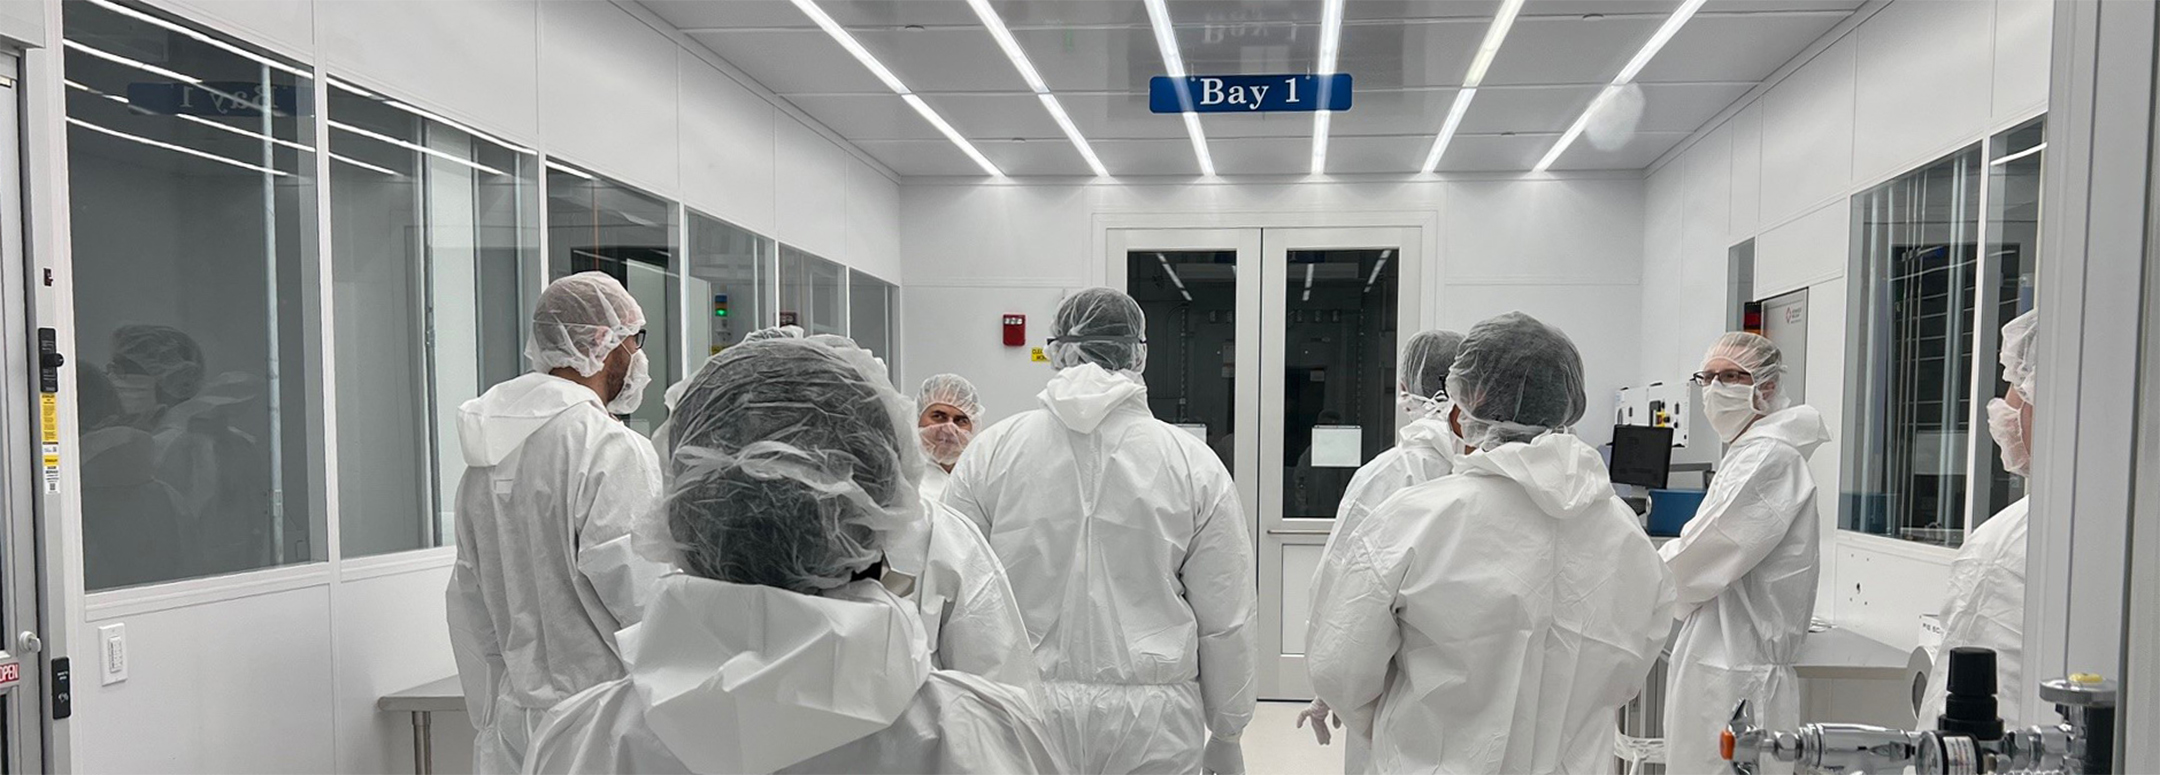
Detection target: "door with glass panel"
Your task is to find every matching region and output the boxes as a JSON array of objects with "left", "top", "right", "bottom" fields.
[
  {"left": 1257, "top": 228, "right": 1420, "bottom": 698},
  {"left": 0, "top": 50, "right": 46, "bottom": 773},
  {"left": 1113, "top": 226, "right": 1420, "bottom": 700}
]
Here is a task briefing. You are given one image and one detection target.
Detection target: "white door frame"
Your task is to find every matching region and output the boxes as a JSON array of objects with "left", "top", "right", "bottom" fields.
[{"left": 0, "top": 48, "right": 47, "bottom": 774}]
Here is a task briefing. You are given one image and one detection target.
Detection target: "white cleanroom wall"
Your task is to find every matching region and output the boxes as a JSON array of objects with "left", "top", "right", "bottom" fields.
[
  {"left": 27, "top": 1, "right": 903, "bottom": 772},
  {"left": 896, "top": 176, "right": 1647, "bottom": 444},
  {"left": 1637, "top": 0, "right": 2052, "bottom": 722}
]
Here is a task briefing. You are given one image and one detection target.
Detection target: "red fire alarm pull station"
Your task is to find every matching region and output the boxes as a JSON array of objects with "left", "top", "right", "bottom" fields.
[{"left": 1002, "top": 314, "right": 1026, "bottom": 346}]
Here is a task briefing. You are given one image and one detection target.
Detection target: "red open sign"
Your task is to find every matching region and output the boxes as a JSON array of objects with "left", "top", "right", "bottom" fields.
[{"left": 0, "top": 662, "right": 20, "bottom": 687}]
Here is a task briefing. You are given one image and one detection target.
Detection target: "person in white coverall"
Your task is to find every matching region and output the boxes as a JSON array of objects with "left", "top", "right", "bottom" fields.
[
  {"left": 1306, "top": 311, "right": 1675, "bottom": 774},
  {"left": 943, "top": 287, "right": 1258, "bottom": 775},
  {"left": 887, "top": 372, "right": 1036, "bottom": 686},
  {"left": 447, "top": 272, "right": 666, "bottom": 774},
  {"left": 915, "top": 373, "right": 985, "bottom": 504},
  {"left": 521, "top": 335, "right": 1064, "bottom": 774},
  {"left": 1661, "top": 332, "right": 1833, "bottom": 774},
  {"left": 1294, "top": 328, "right": 1465, "bottom": 771},
  {"left": 1920, "top": 309, "right": 2039, "bottom": 728}
]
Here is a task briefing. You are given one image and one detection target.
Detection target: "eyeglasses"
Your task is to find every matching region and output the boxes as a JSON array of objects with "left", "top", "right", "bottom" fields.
[
  {"left": 628, "top": 329, "right": 647, "bottom": 349},
  {"left": 1689, "top": 369, "right": 1753, "bottom": 386}
]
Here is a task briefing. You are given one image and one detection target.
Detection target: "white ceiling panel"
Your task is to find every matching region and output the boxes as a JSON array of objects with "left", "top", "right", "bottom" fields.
[
  {"left": 1435, "top": 134, "right": 1551, "bottom": 172},
  {"left": 1546, "top": 129, "right": 1692, "bottom": 170},
  {"left": 1483, "top": 14, "right": 1662, "bottom": 86},
  {"left": 1634, "top": 10, "right": 1849, "bottom": 83},
  {"left": 647, "top": 0, "right": 1866, "bottom": 176},
  {"left": 975, "top": 138, "right": 1100, "bottom": 176},
  {"left": 1326, "top": 135, "right": 1438, "bottom": 174},
  {"left": 1633, "top": 82, "right": 1756, "bottom": 132},
  {"left": 853, "top": 139, "right": 987, "bottom": 177},
  {"left": 691, "top": 30, "right": 889, "bottom": 94},
  {"left": 1211, "top": 136, "right": 1314, "bottom": 176},
  {"left": 1094, "top": 138, "right": 1207, "bottom": 176},
  {"left": 1330, "top": 88, "right": 1456, "bottom": 137},
  {"left": 1459, "top": 85, "right": 1604, "bottom": 133}
]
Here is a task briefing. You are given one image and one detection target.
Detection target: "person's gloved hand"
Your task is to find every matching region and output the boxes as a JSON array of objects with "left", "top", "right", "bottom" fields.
[
  {"left": 1203, "top": 734, "right": 1245, "bottom": 775},
  {"left": 1295, "top": 699, "right": 1340, "bottom": 745}
]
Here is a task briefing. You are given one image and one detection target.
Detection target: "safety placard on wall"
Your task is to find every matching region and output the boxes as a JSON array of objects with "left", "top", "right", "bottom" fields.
[
  {"left": 1029, "top": 347, "right": 1049, "bottom": 363},
  {"left": 38, "top": 393, "right": 59, "bottom": 493}
]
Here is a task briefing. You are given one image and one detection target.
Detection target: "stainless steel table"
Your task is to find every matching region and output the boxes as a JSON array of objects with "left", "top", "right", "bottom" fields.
[{"left": 378, "top": 676, "right": 463, "bottom": 775}]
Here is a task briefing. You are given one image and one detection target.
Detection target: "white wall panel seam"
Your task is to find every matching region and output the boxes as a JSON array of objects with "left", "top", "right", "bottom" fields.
[{"left": 607, "top": 0, "right": 899, "bottom": 185}]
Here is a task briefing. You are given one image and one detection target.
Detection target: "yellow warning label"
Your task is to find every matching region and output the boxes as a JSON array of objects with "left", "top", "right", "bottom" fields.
[
  {"left": 39, "top": 393, "right": 57, "bottom": 444},
  {"left": 1030, "top": 347, "right": 1049, "bottom": 363},
  {"left": 41, "top": 454, "right": 58, "bottom": 469}
]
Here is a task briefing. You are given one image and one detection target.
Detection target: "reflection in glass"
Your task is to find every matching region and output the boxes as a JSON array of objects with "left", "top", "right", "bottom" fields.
[
  {"left": 1975, "top": 117, "right": 2043, "bottom": 527},
  {"left": 1843, "top": 146, "right": 1983, "bottom": 548},
  {"left": 66, "top": 1, "right": 322, "bottom": 589},
  {"left": 849, "top": 271, "right": 896, "bottom": 373},
  {"left": 546, "top": 165, "right": 678, "bottom": 437},
  {"left": 778, "top": 245, "right": 846, "bottom": 336},
  {"left": 685, "top": 211, "right": 771, "bottom": 362},
  {"left": 1282, "top": 249, "right": 1401, "bottom": 518},
  {"left": 328, "top": 81, "right": 540, "bottom": 558},
  {"left": 1128, "top": 251, "right": 1238, "bottom": 471}
]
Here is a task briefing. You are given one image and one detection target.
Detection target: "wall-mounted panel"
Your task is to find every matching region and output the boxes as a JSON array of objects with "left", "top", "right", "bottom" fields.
[
  {"left": 540, "top": 0, "right": 679, "bottom": 196},
  {"left": 1640, "top": 160, "right": 1687, "bottom": 383},
  {"left": 775, "top": 116, "right": 849, "bottom": 259},
  {"left": 1760, "top": 35, "right": 1857, "bottom": 225},
  {"left": 1992, "top": 0, "right": 2053, "bottom": 122},
  {"left": 1443, "top": 178, "right": 1644, "bottom": 283},
  {"left": 679, "top": 54, "right": 778, "bottom": 234},
  {"left": 847, "top": 159, "right": 902, "bottom": 281},
  {"left": 1851, "top": 0, "right": 1994, "bottom": 184},
  {"left": 320, "top": 0, "right": 541, "bottom": 144},
  {"left": 1835, "top": 540, "right": 1952, "bottom": 650},
  {"left": 1755, "top": 200, "right": 1847, "bottom": 298},
  {"left": 899, "top": 184, "right": 1095, "bottom": 284},
  {"left": 334, "top": 567, "right": 458, "bottom": 774},
  {"left": 1807, "top": 279, "right": 1849, "bottom": 616},
  {"left": 1730, "top": 102, "right": 1764, "bottom": 238},
  {"left": 78, "top": 587, "right": 337, "bottom": 773},
  {"left": 0, "top": 0, "right": 45, "bottom": 48}
]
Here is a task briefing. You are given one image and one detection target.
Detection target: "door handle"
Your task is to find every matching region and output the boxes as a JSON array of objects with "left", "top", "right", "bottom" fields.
[{"left": 1265, "top": 528, "right": 1334, "bottom": 536}]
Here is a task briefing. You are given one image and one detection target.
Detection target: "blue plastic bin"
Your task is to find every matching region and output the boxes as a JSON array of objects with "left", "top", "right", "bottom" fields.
[{"left": 1647, "top": 489, "right": 1709, "bottom": 536}]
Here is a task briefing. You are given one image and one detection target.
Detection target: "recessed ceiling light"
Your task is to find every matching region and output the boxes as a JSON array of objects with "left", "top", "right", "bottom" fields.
[
  {"left": 1420, "top": 0, "right": 1525, "bottom": 173},
  {"left": 788, "top": 0, "right": 1002, "bottom": 176},
  {"left": 1144, "top": 0, "right": 1215, "bottom": 176},
  {"left": 966, "top": 0, "right": 1109, "bottom": 176}
]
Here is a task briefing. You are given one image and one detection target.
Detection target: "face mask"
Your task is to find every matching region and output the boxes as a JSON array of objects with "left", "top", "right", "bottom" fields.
[
  {"left": 607, "top": 349, "right": 650, "bottom": 415},
  {"left": 111, "top": 374, "right": 159, "bottom": 415},
  {"left": 919, "top": 422, "right": 972, "bottom": 467},
  {"left": 1987, "top": 397, "right": 2030, "bottom": 477},
  {"left": 1702, "top": 381, "right": 1760, "bottom": 443}
]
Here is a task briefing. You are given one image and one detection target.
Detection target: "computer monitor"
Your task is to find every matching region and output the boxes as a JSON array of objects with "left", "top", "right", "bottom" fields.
[{"left": 1609, "top": 425, "right": 1675, "bottom": 489}]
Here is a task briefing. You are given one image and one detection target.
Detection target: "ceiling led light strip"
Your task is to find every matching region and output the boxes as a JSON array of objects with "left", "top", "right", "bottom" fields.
[
  {"left": 965, "top": 0, "right": 1108, "bottom": 177},
  {"left": 1533, "top": 0, "right": 1707, "bottom": 172},
  {"left": 788, "top": 0, "right": 1001, "bottom": 176},
  {"left": 1310, "top": 0, "right": 1345, "bottom": 174},
  {"left": 1422, "top": 0, "right": 1525, "bottom": 173},
  {"left": 1144, "top": 0, "right": 1215, "bottom": 177}
]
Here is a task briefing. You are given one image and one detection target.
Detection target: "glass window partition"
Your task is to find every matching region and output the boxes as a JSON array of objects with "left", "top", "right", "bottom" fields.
[
  {"left": 685, "top": 211, "right": 772, "bottom": 361},
  {"left": 1843, "top": 145, "right": 1985, "bottom": 548},
  {"left": 327, "top": 80, "right": 540, "bottom": 558},
  {"left": 1974, "top": 117, "right": 2044, "bottom": 526},
  {"left": 778, "top": 245, "right": 846, "bottom": 336},
  {"left": 65, "top": 2, "right": 323, "bottom": 589},
  {"left": 848, "top": 270, "right": 895, "bottom": 373},
  {"left": 546, "top": 164, "right": 678, "bottom": 437}
]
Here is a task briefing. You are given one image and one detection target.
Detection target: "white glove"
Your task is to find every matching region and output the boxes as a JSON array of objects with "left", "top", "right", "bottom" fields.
[
  {"left": 1203, "top": 735, "right": 1245, "bottom": 775},
  {"left": 1295, "top": 699, "right": 1340, "bottom": 745}
]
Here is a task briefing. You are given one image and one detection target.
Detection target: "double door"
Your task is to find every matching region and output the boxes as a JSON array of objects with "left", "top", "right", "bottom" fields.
[{"left": 1109, "top": 226, "right": 1422, "bottom": 699}]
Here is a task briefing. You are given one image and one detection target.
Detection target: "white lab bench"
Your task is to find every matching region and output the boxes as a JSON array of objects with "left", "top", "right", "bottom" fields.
[{"left": 379, "top": 676, "right": 463, "bottom": 775}]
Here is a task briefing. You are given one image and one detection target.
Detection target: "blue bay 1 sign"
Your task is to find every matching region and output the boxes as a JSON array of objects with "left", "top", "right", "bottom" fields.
[{"left": 1149, "top": 74, "right": 1353, "bottom": 114}]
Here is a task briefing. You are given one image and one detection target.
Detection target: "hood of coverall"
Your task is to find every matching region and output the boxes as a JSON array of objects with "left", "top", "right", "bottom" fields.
[
  {"left": 1456, "top": 432, "right": 1618, "bottom": 519},
  {"left": 1037, "top": 362, "right": 1148, "bottom": 434},
  {"left": 1396, "top": 412, "right": 1463, "bottom": 462},
  {"left": 1733, "top": 404, "right": 1832, "bottom": 456},
  {"left": 621, "top": 574, "right": 932, "bottom": 774},
  {"left": 458, "top": 372, "right": 608, "bottom": 467}
]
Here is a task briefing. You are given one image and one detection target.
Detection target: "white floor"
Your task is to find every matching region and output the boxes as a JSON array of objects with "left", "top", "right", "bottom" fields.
[{"left": 1244, "top": 700, "right": 1347, "bottom": 775}]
